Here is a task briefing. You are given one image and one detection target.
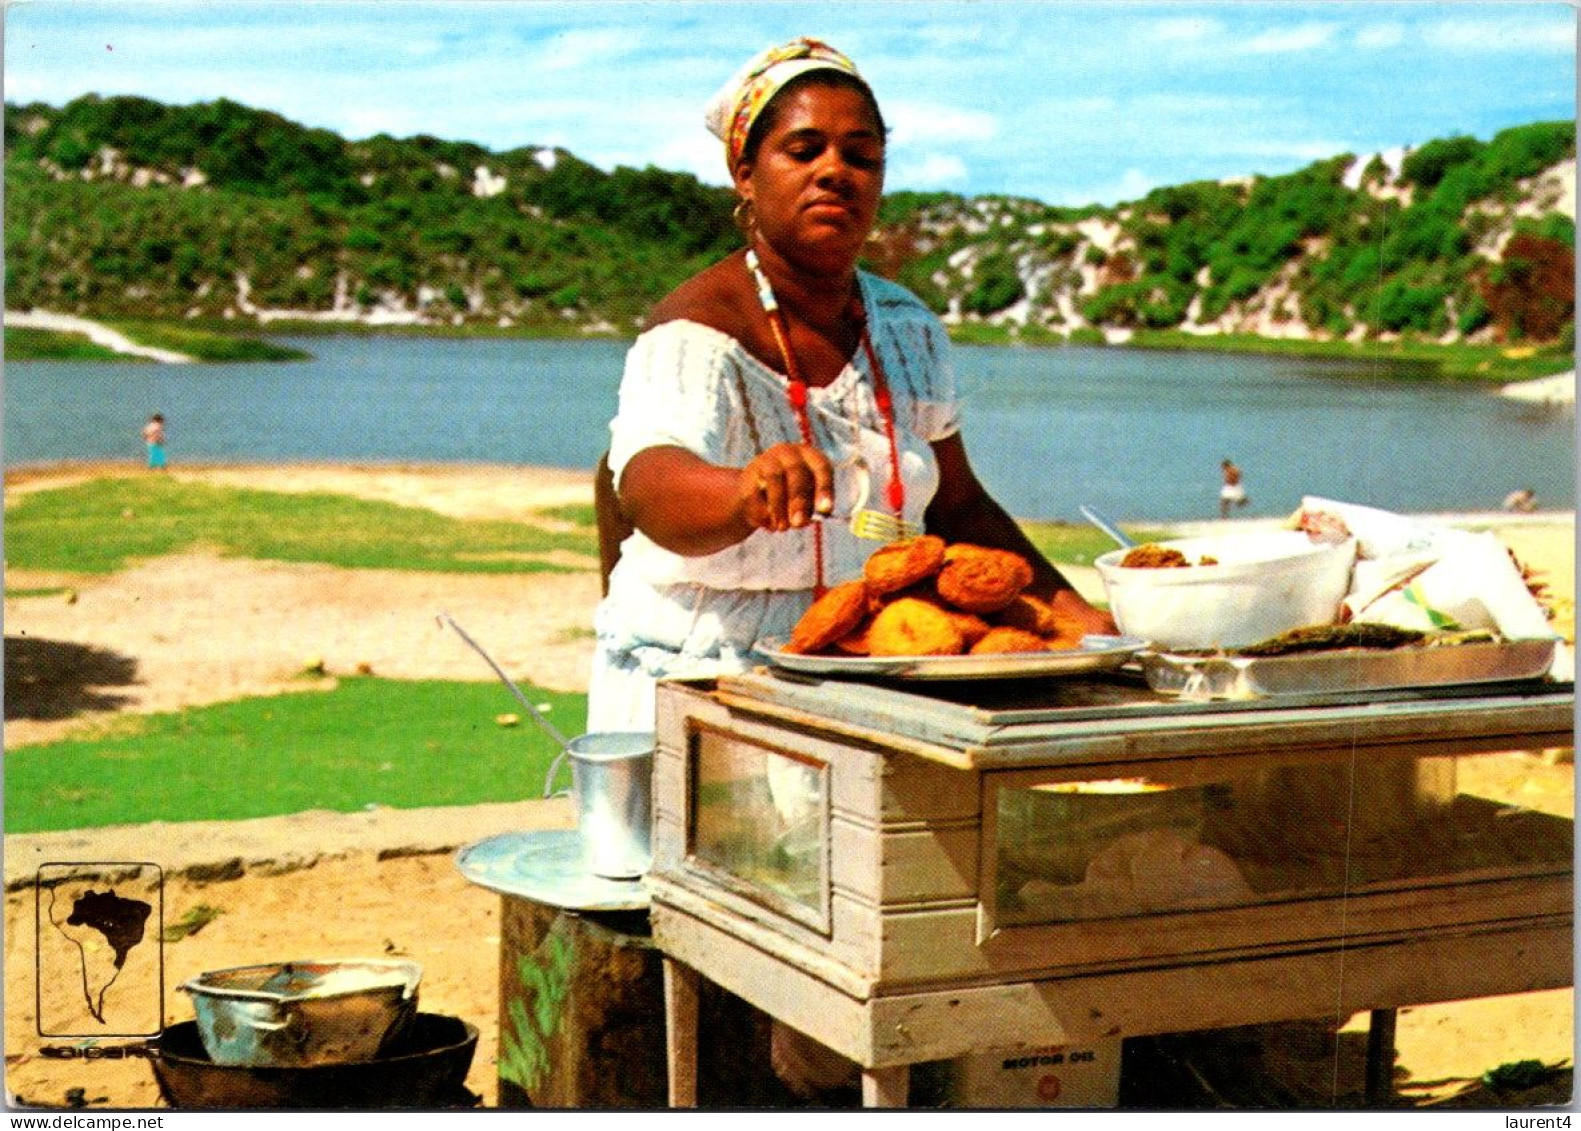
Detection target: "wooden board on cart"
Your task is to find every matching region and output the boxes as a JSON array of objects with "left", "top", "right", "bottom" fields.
[{"left": 652, "top": 888, "right": 1571, "bottom": 1068}]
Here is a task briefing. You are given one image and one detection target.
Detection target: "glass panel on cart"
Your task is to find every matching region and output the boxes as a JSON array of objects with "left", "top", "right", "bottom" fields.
[
  {"left": 692, "top": 732, "right": 826, "bottom": 913},
  {"left": 992, "top": 746, "right": 1574, "bottom": 927}
]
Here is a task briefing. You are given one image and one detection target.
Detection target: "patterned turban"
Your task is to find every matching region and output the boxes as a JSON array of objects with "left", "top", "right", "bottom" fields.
[{"left": 703, "top": 37, "right": 867, "bottom": 169}]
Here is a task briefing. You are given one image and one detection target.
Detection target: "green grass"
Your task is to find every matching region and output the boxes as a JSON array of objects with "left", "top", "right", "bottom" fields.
[
  {"left": 1126, "top": 328, "right": 1573, "bottom": 384},
  {"left": 103, "top": 319, "right": 311, "bottom": 362},
  {"left": 5, "top": 677, "right": 584, "bottom": 832},
  {"left": 4, "top": 327, "right": 132, "bottom": 361},
  {"left": 3, "top": 477, "right": 598, "bottom": 574},
  {"left": 538, "top": 502, "right": 598, "bottom": 527},
  {"left": 941, "top": 321, "right": 1572, "bottom": 384},
  {"left": 1021, "top": 519, "right": 1175, "bottom": 568}
]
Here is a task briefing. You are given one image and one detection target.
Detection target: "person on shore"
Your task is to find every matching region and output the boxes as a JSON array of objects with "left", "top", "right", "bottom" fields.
[
  {"left": 586, "top": 37, "right": 1114, "bottom": 1101},
  {"left": 1219, "top": 457, "right": 1247, "bottom": 518},
  {"left": 1502, "top": 487, "right": 1538, "bottom": 513},
  {"left": 142, "top": 414, "right": 167, "bottom": 470}
]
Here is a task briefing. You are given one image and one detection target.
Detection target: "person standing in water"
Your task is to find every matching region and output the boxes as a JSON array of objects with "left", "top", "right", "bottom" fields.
[
  {"left": 142, "top": 414, "right": 168, "bottom": 470},
  {"left": 1219, "top": 458, "right": 1247, "bottom": 518}
]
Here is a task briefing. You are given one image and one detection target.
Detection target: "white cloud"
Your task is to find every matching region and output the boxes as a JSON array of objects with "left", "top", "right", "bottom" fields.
[
  {"left": 1060, "top": 167, "right": 1156, "bottom": 207},
  {"left": 897, "top": 152, "right": 970, "bottom": 188},
  {"left": 7, "top": 0, "right": 1575, "bottom": 207},
  {"left": 1426, "top": 19, "right": 1577, "bottom": 52},
  {"left": 1059, "top": 95, "right": 1122, "bottom": 116},
  {"left": 1134, "top": 92, "right": 1263, "bottom": 115},
  {"left": 1354, "top": 22, "right": 1405, "bottom": 50},
  {"left": 652, "top": 131, "right": 733, "bottom": 187},
  {"left": 1230, "top": 139, "right": 1357, "bottom": 162},
  {"left": 884, "top": 101, "right": 998, "bottom": 146},
  {"left": 1243, "top": 23, "right": 1338, "bottom": 54},
  {"left": 337, "top": 104, "right": 426, "bottom": 140},
  {"left": 1150, "top": 17, "right": 1220, "bottom": 43},
  {"left": 527, "top": 26, "right": 648, "bottom": 72},
  {"left": 913, "top": 23, "right": 990, "bottom": 49}
]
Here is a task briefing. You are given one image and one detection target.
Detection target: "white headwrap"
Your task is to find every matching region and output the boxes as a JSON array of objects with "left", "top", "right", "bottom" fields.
[{"left": 702, "top": 37, "right": 867, "bottom": 169}]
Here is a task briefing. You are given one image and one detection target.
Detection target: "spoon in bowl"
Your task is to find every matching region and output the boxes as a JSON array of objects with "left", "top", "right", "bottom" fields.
[{"left": 1079, "top": 504, "right": 1135, "bottom": 550}]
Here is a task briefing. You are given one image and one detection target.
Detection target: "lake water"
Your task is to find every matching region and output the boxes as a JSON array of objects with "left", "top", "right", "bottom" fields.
[{"left": 5, "top": 334, "right": 1574, "bottom": 522}]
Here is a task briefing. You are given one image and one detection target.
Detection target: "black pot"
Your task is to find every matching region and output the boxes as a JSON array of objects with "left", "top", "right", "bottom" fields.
[{"left": 151, "top": 1012, "right": 478, "bottom": 1109}]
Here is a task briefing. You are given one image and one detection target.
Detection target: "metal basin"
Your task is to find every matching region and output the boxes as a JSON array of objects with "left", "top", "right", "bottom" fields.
[
  {"left": 180, "top": 958, "right": 421, "bottom": 1067},
  {"left": 151, "top": 1013, "right": 477, "bottom": 1109}
]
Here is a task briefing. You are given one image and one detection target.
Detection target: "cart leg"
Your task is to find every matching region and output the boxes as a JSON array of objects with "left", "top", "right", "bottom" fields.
[
  {"left": 1364, "top": 1007, "right": 1398, "bottom": 1106},
  {"left": 862, "top": 1065, "right": 909, "bottom": 1108},
  {"left": 663, "top": 957, "right": 700, "bottom": 1108}
]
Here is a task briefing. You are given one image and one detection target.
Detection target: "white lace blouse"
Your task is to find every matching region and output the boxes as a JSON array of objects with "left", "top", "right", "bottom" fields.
[{"left": 588, "top": 271, "right": 961, "bottom": 732}]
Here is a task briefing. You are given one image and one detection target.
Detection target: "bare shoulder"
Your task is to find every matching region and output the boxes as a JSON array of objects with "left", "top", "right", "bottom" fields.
[{"left": 643, "top": 252, "right": 756, "bottom": 340}]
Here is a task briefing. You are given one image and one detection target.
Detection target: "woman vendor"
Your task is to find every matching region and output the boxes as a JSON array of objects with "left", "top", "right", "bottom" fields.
[{"left": 589, "top": 36, "right": 1114, "bottom": 736}]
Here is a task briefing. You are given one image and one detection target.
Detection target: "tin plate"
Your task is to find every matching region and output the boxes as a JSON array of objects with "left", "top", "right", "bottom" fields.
[
  {"left": 1138, "top": 638, "right": 1559, "bottom": 700},
  {"left": 454, "top": 829, "right": 648, "bottom": 911},
  {"left": 753, "top": 634, "right": 1146, "bottom": 681}
]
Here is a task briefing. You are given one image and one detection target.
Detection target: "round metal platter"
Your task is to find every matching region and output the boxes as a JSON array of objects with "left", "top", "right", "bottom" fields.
[
  {"left": 453, "top": 829, "right": 649, "bottom": 911},
  {"left": 753, "top": 634, "right": 1147, "bottom": 681}
]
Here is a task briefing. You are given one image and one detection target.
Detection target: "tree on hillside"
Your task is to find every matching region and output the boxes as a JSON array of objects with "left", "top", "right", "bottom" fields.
[{"left": 1481, "top": 231, "right": 1575, "bottom": 342}]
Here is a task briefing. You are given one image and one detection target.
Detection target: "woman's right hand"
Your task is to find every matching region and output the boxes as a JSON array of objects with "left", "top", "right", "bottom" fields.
[{"left": 735, "top": 442, "right": 836, "bottom": 533}]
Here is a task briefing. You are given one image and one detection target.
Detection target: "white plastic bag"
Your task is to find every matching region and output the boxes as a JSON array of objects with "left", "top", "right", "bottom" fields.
[{"left": 1297, "top": 497, "right": 1556, "bottom": 640}]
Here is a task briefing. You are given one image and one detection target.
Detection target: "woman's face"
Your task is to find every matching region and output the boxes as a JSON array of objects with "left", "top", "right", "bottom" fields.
[{"left": 734, "top": 82, "right": 885, "bottom": 274}]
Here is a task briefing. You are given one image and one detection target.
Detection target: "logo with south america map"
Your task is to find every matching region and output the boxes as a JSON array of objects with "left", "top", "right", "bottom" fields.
[{"left": 36, "top": 863, "right": 163, "bottom": 1037}]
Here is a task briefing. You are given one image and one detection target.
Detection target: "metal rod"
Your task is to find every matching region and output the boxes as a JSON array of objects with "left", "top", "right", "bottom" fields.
[
  {"left": 1080, "top": 504, "right": 1136, "bottom": 549},
  {"left": 436, "top": 611, "right": 573, "bottom": 751}
]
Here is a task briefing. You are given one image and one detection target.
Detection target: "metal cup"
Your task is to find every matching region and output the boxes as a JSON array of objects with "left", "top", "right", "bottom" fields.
[{"left": 545, "top": 732, "right": 655, "bottom": 879}]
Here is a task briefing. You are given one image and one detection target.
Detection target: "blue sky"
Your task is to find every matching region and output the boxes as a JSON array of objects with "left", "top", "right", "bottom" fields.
[{"left": 4, "top": 1, "right": 1575, "bottom": 206}]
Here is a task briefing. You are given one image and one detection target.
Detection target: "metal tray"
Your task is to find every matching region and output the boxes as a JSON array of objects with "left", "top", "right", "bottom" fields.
[
  {"left": 454, "top": 829, "right": 648, "bottom": 912},
  {"left": 1138, "top": 637, "right": 1559, "bottom": 701},
  {"left": 753, "top": 634, "right": 1146, "bottom": 681}
]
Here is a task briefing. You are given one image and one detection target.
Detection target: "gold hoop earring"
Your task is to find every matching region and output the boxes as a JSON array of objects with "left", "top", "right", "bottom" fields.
[{"left": 733, "top": 197, "right": 756, "bottom": 237}]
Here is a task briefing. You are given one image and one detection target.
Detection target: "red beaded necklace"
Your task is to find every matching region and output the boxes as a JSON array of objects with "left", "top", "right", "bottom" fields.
[{"left": 745, "top": 249, "right": 906, "bottom": 595}]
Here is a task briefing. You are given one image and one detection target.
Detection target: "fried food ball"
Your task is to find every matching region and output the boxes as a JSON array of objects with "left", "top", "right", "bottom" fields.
[
  {"left": 969, "top": 627, "right": 1049, "bottom": 655},
  {"left": 831, "top": 619, "right": 874, "bottom": 656},
  {"left": 868, "top": 585, "right": 990, "bottom": 646},
  {"left": 935, "top": 544, "right": 1034, "bottom": 614},
  {"left": 1120, "top": 543, "right": 1189, "bottom": 569},
  {"left": 942, "top": 608, "right": 994, "bottom": 648},
  {"left": 997, "top": 593, "right": 1087, "bottom": 650},
  {"left": 868, "top": 596, "right": 966, "bottom": 657},
  {"left": 1043, "top": 620, "right": 1086, "bottom": 651},
  {"left": 785, "top": 580, "right": 869, "bottom": 655},
  {"left": 863, "top": 534, "right": 947, "bottom": 596},
  {"left": 995, "top": 594, "right": 1062, "bottom": 636},
  {"left": 866, "top": 577, "right": 936, "bottom": 615}
]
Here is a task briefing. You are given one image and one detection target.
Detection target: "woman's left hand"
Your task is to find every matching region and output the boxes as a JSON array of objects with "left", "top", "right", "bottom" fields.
[
  {"left": 925, "top": 433, "right": 1120, "bottom": 634},
  {"left": 1046, "top": 588, "right": 1120, "bottom": 636}
]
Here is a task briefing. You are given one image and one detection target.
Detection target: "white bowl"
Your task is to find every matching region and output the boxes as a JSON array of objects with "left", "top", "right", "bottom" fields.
[{"left": 1094, "top": 531, "right": 1357, "bottom": 650}]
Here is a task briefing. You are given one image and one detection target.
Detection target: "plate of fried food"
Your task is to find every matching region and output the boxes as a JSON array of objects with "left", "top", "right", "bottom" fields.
[{"left": 755, "top": 536, "right": 1145, "bottom": 680}]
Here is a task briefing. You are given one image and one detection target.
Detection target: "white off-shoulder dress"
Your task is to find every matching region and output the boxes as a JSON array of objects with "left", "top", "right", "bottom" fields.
[{"left": 588, "top": 272, "right": 962, "bottom": 732}]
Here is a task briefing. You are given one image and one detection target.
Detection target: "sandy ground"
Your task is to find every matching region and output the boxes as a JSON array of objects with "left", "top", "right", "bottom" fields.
[
  {"left": 2, "top": 462, "right": 1574, "bottom": 1111},
  {"left": 2, "top": 463, "right": 603, "bottom": 749}
]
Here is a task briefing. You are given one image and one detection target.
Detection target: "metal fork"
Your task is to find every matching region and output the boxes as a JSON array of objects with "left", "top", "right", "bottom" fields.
[
  {"left": 843, "top": 457, "right": 923, "bottom": 542},
  {"left": 732, "top": 363, "right": 922, "bottom": 542}
]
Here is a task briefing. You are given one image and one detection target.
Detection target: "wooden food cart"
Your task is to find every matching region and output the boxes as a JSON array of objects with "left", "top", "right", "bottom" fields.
[{"left": 649, "top": 667, "right": 1574, "bottom": 1107}]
